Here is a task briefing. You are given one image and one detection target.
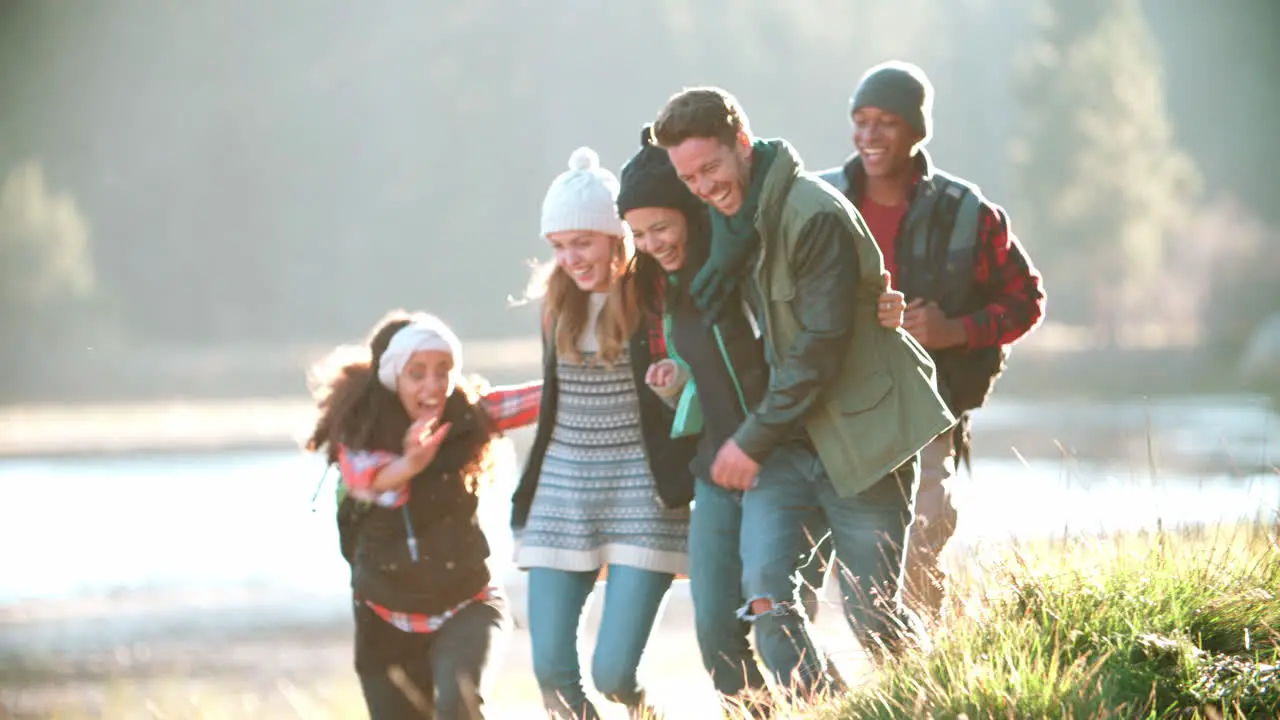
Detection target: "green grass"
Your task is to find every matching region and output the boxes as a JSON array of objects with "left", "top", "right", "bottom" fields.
[
  {"left": 809, "top": 519, "right": 1280, "bottom": 720},
  {"left": 8, "top": 521, "right": 1276, "bottom": 719}
]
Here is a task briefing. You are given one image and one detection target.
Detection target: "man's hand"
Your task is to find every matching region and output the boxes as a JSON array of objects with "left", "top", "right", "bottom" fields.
[
  {"left": 877, "top": 271, "right": 905, "bottom": 329},
  {"left": 877, "top": 291, "right": 906, "bottom": 329},
  {"left": 710, "top": 439, "right": 760, "bottom": 491},
  {"left": 903, "top": 299, "right": 967, "bottom": 349}
]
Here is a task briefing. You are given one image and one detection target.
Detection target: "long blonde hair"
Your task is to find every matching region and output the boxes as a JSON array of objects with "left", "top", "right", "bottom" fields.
[{"left": 522, "top": 234, "right": 639, "bottom": 366}]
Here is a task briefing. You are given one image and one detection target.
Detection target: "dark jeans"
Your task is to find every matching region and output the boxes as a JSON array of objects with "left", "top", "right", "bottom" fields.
[{"left": 355, "top": 597, "right": 510, "bottom": 720}]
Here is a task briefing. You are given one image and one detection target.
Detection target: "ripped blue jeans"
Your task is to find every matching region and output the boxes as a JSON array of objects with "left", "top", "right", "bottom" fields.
[
  {"left": 739, "top": 440, "right": 918, "bottom": 695},
  {"left": 688, "top": 477, "right": 830, "bottom": 701}
]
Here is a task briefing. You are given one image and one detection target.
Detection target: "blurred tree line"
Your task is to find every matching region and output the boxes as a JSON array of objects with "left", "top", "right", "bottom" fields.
[{"left": 0, "top": 0, "right": 1276, "bottom": 401}]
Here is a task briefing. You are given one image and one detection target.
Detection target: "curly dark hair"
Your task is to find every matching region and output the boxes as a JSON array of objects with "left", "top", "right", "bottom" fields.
[{"left": 305, "top": 309, "right": 497, "bottom": 492}]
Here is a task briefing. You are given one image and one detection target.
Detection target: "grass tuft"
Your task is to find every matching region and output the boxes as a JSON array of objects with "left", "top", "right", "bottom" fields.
[{"left": 806, "top": 519, "right": 1280, "bottom": 720}]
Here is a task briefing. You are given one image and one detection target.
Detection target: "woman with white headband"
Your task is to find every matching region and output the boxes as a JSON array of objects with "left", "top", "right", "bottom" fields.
[
  {"left": 511, "top": 147, "right": 698, "bottom": 719},
  {"left": 305, "top": 309, "right": 541, "bottom": 720}
]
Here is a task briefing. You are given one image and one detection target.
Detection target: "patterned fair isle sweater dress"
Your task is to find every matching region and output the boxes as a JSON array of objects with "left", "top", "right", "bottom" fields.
[{"left": 516, "top": 292, "right": 690, "bottom": 575}]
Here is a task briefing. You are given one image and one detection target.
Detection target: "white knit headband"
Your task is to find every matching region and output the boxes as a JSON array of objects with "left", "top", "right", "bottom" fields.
[{"left": 376, "top": 315, "right": 463, "bottom": 391}]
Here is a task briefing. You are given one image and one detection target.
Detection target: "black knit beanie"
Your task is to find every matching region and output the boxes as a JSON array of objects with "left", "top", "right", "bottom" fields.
[
  {"left": 617, "top": 124, "right": 703, "bottom": 218},
  {"left": 850, "top": 60, "right": 934, "bottom": 144}
]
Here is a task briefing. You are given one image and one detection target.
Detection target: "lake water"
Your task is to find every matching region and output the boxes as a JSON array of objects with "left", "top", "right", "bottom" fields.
[
  {"left": 1, "top": 397, "right": 1276, "bottom": 720},
  {"left": 1, "top": 399, "right": 1278, "bottom": 610}
]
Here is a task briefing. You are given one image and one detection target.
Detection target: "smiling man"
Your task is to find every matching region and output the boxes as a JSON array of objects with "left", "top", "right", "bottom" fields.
[
  {"left": 650, "top": 87, "right": 955, "bottom": 696},
  {"left": 817, "top": 61, "right": 1046, "bottom": 623}
]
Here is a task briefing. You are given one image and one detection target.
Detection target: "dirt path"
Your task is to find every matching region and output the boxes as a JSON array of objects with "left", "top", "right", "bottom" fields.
[{"left": 0, "top": 582, "right": 868, "bottom": 719}]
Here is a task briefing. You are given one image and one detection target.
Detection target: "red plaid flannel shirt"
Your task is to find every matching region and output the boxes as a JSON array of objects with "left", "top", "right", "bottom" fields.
[
  {"left": 478, "top": 379, "right": 543, "bottom": 433},
  {"left": 366, "top": 586, "right": 498, "bottom": 633},
  {"left": 856, "top": 159, "right": 1045, "bottom": 351},
  {"left": 956, "top": 200, "right": 1045, "bottom": 350},
  {"left": 647, "top": 274, "right": 668, "bottom": 358}
]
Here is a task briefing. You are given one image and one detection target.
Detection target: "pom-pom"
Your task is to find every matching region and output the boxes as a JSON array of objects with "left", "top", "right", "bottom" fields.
[{"left": 568, "top": 146, "right": 599, "bottom": 171}]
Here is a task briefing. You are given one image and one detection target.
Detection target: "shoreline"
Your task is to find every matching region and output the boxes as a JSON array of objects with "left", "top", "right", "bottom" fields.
[
  {"left": 2, "top": 393, "right": 1277, "bottom": 474},
  {"left": 0, "top": 397, "right": 315, "bottom": 459}
]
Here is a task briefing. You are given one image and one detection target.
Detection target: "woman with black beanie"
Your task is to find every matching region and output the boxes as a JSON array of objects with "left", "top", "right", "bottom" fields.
[{"left": 617, "top": 125, "right": 838, "bottom": 717}]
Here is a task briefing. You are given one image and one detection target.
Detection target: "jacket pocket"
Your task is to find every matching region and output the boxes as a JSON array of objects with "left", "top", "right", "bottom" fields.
[{"left": 838, "top": 369, "right": 894, "bottom": 415}]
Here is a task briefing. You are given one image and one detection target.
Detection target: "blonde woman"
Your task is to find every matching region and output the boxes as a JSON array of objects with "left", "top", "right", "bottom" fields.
[{"left": 511, "top": 147, "right": 697, "bottom": 719}]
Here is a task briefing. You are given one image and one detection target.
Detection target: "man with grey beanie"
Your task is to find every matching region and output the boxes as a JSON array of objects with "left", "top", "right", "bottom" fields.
[{"left": 817, "top": 60, "right": 1047, "bottom": 623}]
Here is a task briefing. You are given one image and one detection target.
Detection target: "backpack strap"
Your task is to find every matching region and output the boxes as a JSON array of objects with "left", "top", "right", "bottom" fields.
[
  {"left": 816, "top": 165, "right": 850, "bottom": 195},
  {"left": 905, "top": 175, "right": 983, "bottom": 303}
]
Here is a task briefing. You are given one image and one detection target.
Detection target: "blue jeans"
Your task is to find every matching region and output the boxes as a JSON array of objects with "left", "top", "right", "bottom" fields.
[
  {"left": 688, "top": 477, "right": 829, "bottom": 700},
  {"left": 356, "top": 597, "right": 509, "bottom": 720},
  {"left": 808, "top": 432, "right": 957, "bottom": 621},
  {"left": 740, "top": 441, "right": 918, "bottom": 694},
  {"left": 527, "top": 565, "right": 673, "bottom": 719}
]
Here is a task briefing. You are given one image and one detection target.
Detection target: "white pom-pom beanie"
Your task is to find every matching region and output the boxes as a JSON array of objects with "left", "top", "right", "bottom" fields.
[{"left": 540, "top": 146, "right": 627, "bottom": 238}]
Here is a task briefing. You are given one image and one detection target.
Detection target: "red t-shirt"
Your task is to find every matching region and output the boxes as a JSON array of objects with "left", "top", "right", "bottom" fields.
[{"left": 857, "top": 198, "right": 908, "bottom": 285}]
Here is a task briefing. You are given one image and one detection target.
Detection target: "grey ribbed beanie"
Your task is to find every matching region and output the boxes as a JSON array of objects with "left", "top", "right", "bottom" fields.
[{"left": 850, "top": 60, "right": 934, "bottom": 144}]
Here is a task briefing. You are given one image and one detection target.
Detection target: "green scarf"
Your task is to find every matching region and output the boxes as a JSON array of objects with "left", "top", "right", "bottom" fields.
[{"left": 689, "top": 139, "right": 777, "bottom": 324}]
